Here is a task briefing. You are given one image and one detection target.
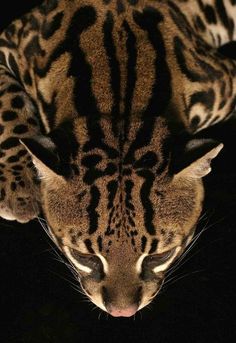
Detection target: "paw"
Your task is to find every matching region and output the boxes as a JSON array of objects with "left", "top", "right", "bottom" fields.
[{"left": 0, "top": 174, "right": 41, "bottom": 224}]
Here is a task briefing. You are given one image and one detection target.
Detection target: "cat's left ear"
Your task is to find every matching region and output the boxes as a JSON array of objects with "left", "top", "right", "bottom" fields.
[{"left": 20, "top": 135, "right": 63, "bottom": 179}]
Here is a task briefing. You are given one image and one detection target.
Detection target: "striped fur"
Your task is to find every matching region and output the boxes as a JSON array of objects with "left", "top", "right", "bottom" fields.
[{"left": 0, "top": 0, "right": 235, "bottom": 315}]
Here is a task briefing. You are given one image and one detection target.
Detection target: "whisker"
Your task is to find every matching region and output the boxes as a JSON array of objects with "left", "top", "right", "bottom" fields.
[
  {"left": 163, "top": 269, "right": 205, "bottom": 289},
  {"left": 166, "top": 215, "right": 225, "bottom": 277}
]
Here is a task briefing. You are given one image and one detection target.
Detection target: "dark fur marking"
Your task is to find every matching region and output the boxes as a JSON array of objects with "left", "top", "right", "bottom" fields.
[
  {"left": 168, "top": 1, "right": 193, "bottom": 39},
  {"left": 87, "top": 185, "right": 100, "bottom": 234},
  {"left": 82, "top": 154, "right": 102, "bottom": 167},
  {"left": 84, "top": 239, "right": 95, "bottom": 254},
  {"left": 0, "top": 125, "right": 4, "bottom": 135},
  {"left": 19, "top": 181, "right": 25, "bottom": 188},
  {"left": 133, "top": 7, "right": 172, "bottom": 118},
  {"left": 107, "top": 180, "right": 118, "bottom": 209},
  {"left": 12, "top": 165, "right": 23, "bottom": 171},
  {"left": 39, "top": 0, "right": 58, "bottom": 15},
  {"left": 197, "top": 1, "right": 217, "bottom": 24},
  {"left": 27, "top": 117, "right": 38, "bottom": 126},
  {"left": 21, "top": 137, "right": 62, "bottom": 175},
  {"left": 117, "top": 0, "right": 125, "bottom": 14},
  {"left": 189, "top": 89, "right": 215, "bottom": 111},
  {"left": 137, "top": 169, "right": 155, "bottom": 235},
  {"left": 13, "top": 125, "right": 29, "bottom": 134},
  {"left": 125, "top": 179, "right": 135, "bottom": 211},
  {"left": 7, "top": 155, "right": 19, "bottom": 163},
  {"left": 42, "top": 11, "right": 64, "bottom": 39},
  {"left": 0, "top": 188, "right": 6, "bottom": 201},
  {"left": 149, "top": 238, "right": 158, "bottom": 254},
  {"left": 11, "top": 95, "right": 24, "bottom": 109},
  {"left": 195, "top": 15, "right": 206, "bottom": 32},
  {"left": 8, "top": 53, "right": 20, "bottom": 80},
  {"left": 123, "top": 21, "right": 137, "bottom": 141},
  {"left": 2, "top": 111, "right": 18, "bottom": 121},
  {"left": 134, "top": 151, "right": 158, "bottom": 169},
  {"left": 23, "top": 71, "right": 33, "bottom": 86},
  {"left": 24, "top": 36, "right": 45, "bottom": 61},
  {"left": 1, "top": 137, "right": 20, "bottom": 150},
  {"left": 11, "top": 182, "right": 17, "bottom": 191},
  {"left": 97, "top": 236, "right": 103, "bottom": 252},
  {"left": 215, "top": 0, "right": 234, "bottom": 39},
  {"left": 103, "top": 11, "right": 121, "bottom": 133}
]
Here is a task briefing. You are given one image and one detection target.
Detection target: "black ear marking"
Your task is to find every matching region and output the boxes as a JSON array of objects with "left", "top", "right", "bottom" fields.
[{"left": 20, "top": 136, "right": 63, "bottom": 176}]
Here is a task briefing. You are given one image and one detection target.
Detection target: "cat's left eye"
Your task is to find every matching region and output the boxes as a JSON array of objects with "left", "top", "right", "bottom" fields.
[
  {"left": 69, "top": 248, "right": 105, "bottom": 280},
  {"left": 70, "top": 249, "right": 101, "bottom": 269}
]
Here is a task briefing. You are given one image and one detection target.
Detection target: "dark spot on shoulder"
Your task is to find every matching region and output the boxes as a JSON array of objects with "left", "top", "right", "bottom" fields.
[
  {"left": 11, "top": 165, "right": 23, "bottom": 171},
  {"left": 11, "top": 182, "right": 17, "bottom": 191},
  {"left": 0, "top": 124, "right": 4, "bottom": 135},
  {"left": 7, "top": 155, "right": 20, "bottom": 163},
  {"left": 0, "top": 188, "right": 6, "bottom": 201},
  {"left": 1, "top": 137, "right": 20, "bottom": 149},
  {"left": 19, "top": 180, "right": 25, "bottom": 188},
  {"left": 23, "top": 70, "right": 33, "bottom": 86},
  {"left": 27, "top": 117, "right": 38, "bottom": 126},
  {"left": 2, "top": 111, "right": 18, "bottom": 121},
  {"left": 13, "top": 124, "right": 29, "bottom": 134},
  {"left": 11, "top": 95, "right": 25, "bottom": 109}
]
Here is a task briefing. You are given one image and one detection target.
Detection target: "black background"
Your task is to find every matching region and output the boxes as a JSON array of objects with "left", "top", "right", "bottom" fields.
[{"left": 1, "top": 2, "right": 236, "bottom": 342}]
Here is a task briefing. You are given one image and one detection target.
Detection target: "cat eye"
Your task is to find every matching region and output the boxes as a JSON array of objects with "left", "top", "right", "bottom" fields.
[
  {"left": 70, "top": 249, "right": 101, "bottom": 269},
  {"left": 143, "top": 248, "right": 176, "bottom": 267},
  {"left": 69, "top": 248, "right": 105, "bottom": 280},
  {"left": 140, "top": 248, "right": 176, "bottom": 281}
]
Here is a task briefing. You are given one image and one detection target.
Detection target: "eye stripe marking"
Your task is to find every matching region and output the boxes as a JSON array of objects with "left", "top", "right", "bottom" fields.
[
  {"left": 136, "top": 253, "right": 148, "bottom": 273},
  {"left": 97, "top": 253, "right": 109, "bottom": 274}
]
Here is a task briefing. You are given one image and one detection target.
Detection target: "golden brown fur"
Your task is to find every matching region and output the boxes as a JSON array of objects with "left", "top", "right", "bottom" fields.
[{"left": 0, "top": 0, "right": 235, "bottom": 315}]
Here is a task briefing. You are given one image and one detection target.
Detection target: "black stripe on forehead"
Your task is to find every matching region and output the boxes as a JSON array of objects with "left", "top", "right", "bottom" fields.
[
  {"left": 103, "top": 11, "right": 121, "bottom": 134},
  {"left": 123, "top": 20, "right": 137, "bottom": 139},
  {"left": 123, "top": 6, "right": 172, "bottom": 165},
  {"left": 107, "top": 180, "right": 118, "bottom": 209}
]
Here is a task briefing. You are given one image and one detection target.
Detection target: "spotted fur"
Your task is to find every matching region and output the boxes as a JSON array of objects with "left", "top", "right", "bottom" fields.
[{"left": 0, "top": 0, "right": 235, "bottom": 316}]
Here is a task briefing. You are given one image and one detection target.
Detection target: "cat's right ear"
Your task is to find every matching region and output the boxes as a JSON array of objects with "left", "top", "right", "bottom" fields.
[
  {"left": 20, "top": 136, "right": 64, "bottom": 180},
  {"left": 171, "top": 138, "right": 223, "bottom": 179}
]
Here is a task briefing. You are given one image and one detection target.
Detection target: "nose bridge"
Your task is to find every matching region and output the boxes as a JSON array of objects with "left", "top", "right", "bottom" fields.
[{"left": 102, "top": 273, "right": 142, "bottom": 305}]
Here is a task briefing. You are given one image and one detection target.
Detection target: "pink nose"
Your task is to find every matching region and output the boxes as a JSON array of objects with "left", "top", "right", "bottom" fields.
[{"left": 108, "top": 305, "right": 138, "bottom": 317}]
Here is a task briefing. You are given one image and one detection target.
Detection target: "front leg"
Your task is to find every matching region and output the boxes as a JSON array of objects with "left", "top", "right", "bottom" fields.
[{"left": 0, "top": 66, "right": 41, "bottom": 223}]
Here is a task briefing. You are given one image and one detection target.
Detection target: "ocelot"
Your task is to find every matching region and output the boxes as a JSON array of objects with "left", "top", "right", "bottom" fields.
[{"left": 0, "top": 0, "right": 235, "bottom": 317}]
